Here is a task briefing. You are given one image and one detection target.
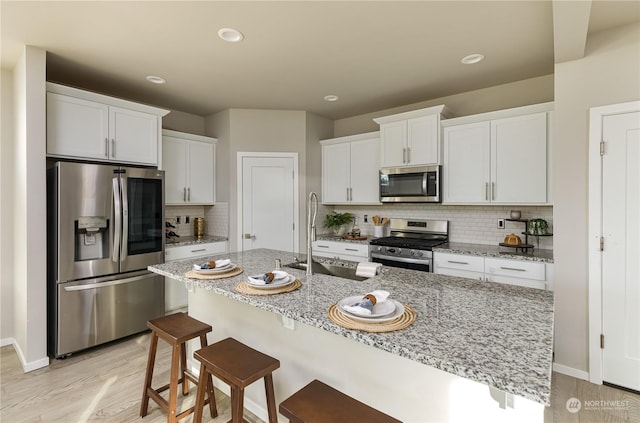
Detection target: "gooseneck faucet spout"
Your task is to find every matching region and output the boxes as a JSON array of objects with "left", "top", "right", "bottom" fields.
[{"left": 307, "top": 192, "right": 318, "bottom": 276}]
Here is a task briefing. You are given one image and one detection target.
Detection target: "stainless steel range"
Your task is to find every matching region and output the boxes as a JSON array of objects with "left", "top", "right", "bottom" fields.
[{"left": 369, "top": 219, "right": 448, "bottom": 272}]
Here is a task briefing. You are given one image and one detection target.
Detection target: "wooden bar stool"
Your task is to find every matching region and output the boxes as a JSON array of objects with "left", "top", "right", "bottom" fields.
[
  {"left": 279, "top": 379, "right": 403, "bottom": 423},
  {"left": 193, "top": 337, "right": 280, "bottom": 423},
  {"left": 140, "top": 312, "right": 218, "bottom": 423}
]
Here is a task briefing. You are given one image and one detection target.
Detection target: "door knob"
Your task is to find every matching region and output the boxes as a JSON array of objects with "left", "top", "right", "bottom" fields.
[{"left": 244, "top": 233, "right": 255, "bottom": 239}]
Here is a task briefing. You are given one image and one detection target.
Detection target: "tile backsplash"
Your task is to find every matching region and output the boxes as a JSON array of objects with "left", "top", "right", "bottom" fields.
[
  {"left": 331, "top": 204, "right": 554, "bottom": 250},
  {"left": 166, "top": 203, "right": 229, "bottom": 238}
]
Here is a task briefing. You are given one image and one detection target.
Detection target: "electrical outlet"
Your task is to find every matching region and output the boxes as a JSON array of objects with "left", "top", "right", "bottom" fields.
[
  {"left": 364, "top": 214, "right": 368, "bottom": 223},
  {"left": 497, "top": 218, "right": 505, "bottom": 229},
  {"left": 186, "top": 216, "right": 190, "bottom": 224},
  {"left": 176, "top": 216, "right": 181, "bottom": 224}
]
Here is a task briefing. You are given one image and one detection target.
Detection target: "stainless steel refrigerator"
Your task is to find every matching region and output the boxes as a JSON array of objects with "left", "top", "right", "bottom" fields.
[{"left": 47, "top": 161, "right": 165, "bottom": 358}]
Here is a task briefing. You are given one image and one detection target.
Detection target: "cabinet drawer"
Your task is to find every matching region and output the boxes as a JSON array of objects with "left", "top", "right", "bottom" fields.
[
  {"left": 484, "top": 258, "right": 545, "bottom": 281},
  {"left": 436, "top": 267, "right": 484, "bottom": 281},
  {"left": 165, "top": 242, "right": 227, "bottom": 262},
  {"left": 312, "top": 240, "right": 369, "bottom": 258},
  {"left": 434, "top": 252, "right": 484, "bottom": 273}
]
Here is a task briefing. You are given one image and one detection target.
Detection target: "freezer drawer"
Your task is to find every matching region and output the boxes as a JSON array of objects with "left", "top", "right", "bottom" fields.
[{"left": 53, "top": 271, "right": 164, "bottom": 357}]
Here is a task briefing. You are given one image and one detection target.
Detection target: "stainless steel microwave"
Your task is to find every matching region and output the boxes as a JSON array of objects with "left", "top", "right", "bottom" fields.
[{"left": 380, "top": 165, "right": 441, "bottom": 203}]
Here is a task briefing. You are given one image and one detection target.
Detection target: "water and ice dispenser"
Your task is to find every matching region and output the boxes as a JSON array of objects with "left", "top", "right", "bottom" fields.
[{"left": 74, "top": 216, "right": 109, "bottom": 261}]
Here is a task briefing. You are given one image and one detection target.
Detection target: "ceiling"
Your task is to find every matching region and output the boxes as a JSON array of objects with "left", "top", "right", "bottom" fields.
[{"left": 2, "top": 1, "right": 639, "bottom": 120}]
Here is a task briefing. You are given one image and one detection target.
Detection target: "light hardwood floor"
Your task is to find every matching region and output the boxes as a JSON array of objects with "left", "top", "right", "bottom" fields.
[{"left": 1, "top": 332, "right": 638, "bottom": 422}]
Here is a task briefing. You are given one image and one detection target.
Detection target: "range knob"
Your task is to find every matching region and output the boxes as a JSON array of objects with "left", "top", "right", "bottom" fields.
[
  {"left": 410, "top": 250, "right": 424, "bottom": 257},
  {"left": 386, "top": 248, "right": 396, "bottom": 254}
]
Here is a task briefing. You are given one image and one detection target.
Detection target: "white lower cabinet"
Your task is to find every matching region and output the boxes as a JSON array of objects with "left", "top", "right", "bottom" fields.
[
  {"left": 164, "top": 241, "right": 228, "bottom": 311},
  {"left": 312, "top": 240, "right": 369, "bottom": 262},
  {"left": 434, "top": 252, "right": 552, "bottom": 290}
]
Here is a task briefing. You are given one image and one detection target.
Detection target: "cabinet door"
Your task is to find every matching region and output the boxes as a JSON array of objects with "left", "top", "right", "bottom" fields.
[
  {"left": 47, "top": 93, "right": 109, "bottom": 160},
  {"left": 322, "top": 142, "right": 351, "bottom": 203},
  {"left": 379, "top": 121, "right": 407, "bottom": 168},
  {"left": 349, "top": 137, "right": 380, "bottom": 203},
  {"left": 187, "top": 141, "right": 214, "bottom": 204},
  {"left": 109, "top": 106, "right": 158, "bottom": 165},
  {"left": 407, "top": 114, "right": 439, "bottom": 165},
  {"left": 491, "top": 112, "right": 547, "bottom": 203},
  {"left": 443, "top": 122, "right": 491, "bottom": 203},
  {"left": 162, "top": 136, "right": 187, "bottom": 204}
]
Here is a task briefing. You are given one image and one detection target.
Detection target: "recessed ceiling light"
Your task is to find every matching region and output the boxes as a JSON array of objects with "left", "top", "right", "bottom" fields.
[
  {"left": 461, "top": 54, "right": 485, "bottom": 65},
  {"left": 323, "top": 95, "right": 339, "bottom": 102},
  {"left": 146, "top": 75, "right": 166, "bottom": 84},
  {"left": 218, "top": 28, "right": 244, "bottom": 43}
]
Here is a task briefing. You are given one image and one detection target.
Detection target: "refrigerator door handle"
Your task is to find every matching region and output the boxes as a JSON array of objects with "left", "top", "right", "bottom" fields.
[
  {"left": 120, "top": 176, "right": 128, "bottom": 262},
  {"left": 112, "top": 177, "right": 121, "bottom": 262},
  {"left": 63, "top": 273, "right": 158, "bottom": 291}
]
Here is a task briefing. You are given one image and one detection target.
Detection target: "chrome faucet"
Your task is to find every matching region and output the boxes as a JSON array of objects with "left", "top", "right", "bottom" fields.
[{"left": 307, "top": 191, "right": 318, "bottom": 276}]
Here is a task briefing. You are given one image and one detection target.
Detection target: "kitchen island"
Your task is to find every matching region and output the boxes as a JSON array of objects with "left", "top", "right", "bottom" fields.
[{"left": 149, "top": 248, "right": 554, "bottom": 423}]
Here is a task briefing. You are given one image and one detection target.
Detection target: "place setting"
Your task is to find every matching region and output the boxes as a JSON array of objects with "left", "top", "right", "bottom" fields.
[
  {"left": 235, "top": 269, "right": 302, "bottom": 295},
  {"left": 185, "top": 258, "right": 244, "bottom": 280},
  {"left": 328, "top": 290, "right": 416, "bottom": 333}
]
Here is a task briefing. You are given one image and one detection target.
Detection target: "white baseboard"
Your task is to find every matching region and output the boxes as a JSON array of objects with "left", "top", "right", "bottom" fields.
[
  {"left": 0, "top": 337, "right": 14, "bottom": 347},
  {"left": 11, "top": 340, "right": 49, "bottom": 373},
  {"left": 553, "top": 363, "right": 589, "bottom": 381}
]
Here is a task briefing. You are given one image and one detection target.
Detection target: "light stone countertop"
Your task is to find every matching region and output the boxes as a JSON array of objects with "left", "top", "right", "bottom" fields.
[
  {"left": 149, "top": 248, "right": 554, "bottom": 405},
  {"left": 435, "top": 242, "right": 554, "bottom": 263},
  {"left": 165, "top": 235, "right": 228, "bottom": 248}
]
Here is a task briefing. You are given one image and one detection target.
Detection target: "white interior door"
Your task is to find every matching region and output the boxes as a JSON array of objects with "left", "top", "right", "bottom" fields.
[
  {"left": 601, "top": 111, "right": 640, "bottom": 391},
  {"left": 240, "top": 155, "right": 297, "bottom": 253}
]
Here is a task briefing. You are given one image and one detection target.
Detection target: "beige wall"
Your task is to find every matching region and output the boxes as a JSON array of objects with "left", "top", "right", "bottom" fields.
[
  {"left": 334, "top": 74, "right": 554, "bottom": 136},
  {"left": 11, "top": 46, "right": 49, "bottom": 370},
  {"left": 162, "top": 109, "right": 206, "bottom": 135},
  {"left": 1, "top": 69, "right": 15, "bottom": 344},
  {"left": 553, "top": 22, "right": 640, "bottom": 374}
]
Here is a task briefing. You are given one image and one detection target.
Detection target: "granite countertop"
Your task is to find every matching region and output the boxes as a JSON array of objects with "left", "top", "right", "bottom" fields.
[
  {"left": 149, "top": 248, "right": 554, "bottom": 405},
  {"left": 165, "top": 235, "right": 228, "bottom": 248},
  {"left": 435, "top": 242, "right": 554, "bottom": 263},
  {"left": 314, "top": 233, "right": 374, "bottom": 245}
]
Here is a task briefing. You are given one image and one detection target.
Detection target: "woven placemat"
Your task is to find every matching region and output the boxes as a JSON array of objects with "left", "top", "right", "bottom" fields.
[
  {"left": 185, "top": 267, "right": 244, "bottom": 280},
  {"left": 235, "top": 279, "right": 302, "bottom": 295},
  {"left": 327, "top": 304, "right": 417, "bottom": 333}
]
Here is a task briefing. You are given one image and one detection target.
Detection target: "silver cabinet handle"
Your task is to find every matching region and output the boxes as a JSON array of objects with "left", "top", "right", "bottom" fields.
[
  {"left": 407, "top": 147, "right": 411, "bottom": 164},
  {"left": 316, "top": 245, "right": 329, "bottom": 248},
  {"left": 111, "top": 139, "right": 115, "bottom": 158},
  {"left": 485, "top": 182, "right": 489, "bottom": 201},
  {"left": 345, "top": 248, "right": 359, "bottom": 252},
  {"left": 191, "top": 248, "right": 206, "bottom": 253},
  {"left": 448, "top": 260, "right": 469, "bottom": 265},
  {"left": 492, "top": 182, "right": 496, "bottom": 200},
  {"left": 104, "top": 138, "right": 109, "bottom": 157},
  {"left": 183, "top": 187, "right": 187, "bottom": 202},
  {"left": 349, "top": 187, "right": 353, "bottom": 201},
  {"left": 500, "top": 266, "right": 526, "bottom": 272},
  {"left": 402, "top": 147, "right": 407, "bottom": 164},
  {"left": 346, "top": 187, "right": 349, "bottom": 202},
  {"left": 187, "top": 187, "right": 191, "bottom": 202}
]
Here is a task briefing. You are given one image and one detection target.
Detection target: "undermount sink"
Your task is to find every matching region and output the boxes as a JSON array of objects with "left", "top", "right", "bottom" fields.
[{"left": 284, "top": 260, "right": 368, "bottom": 281}]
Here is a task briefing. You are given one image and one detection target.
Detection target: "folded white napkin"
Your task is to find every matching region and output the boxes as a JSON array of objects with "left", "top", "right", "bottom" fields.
[
  {"left": 343, "top": 290, "right": 390, "bottom": 315},
  {"left": 194, "top": 258, "right": 231, "bottom": 270},
  {"left": 355, "top": 262, "right": 382, "bottom": 278},
  {"left": 248, "top": 270, "right": 288, "bottom": 285}
]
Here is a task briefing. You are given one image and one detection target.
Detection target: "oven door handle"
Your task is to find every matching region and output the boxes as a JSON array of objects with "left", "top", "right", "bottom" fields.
[{"left": 371, "top": 253, "right": 431, "bottom": 265}]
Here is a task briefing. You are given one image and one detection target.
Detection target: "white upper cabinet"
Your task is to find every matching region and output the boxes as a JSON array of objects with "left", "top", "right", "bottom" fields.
[
  {"left": 162, "top": 129, "right": 217, "bottom": 205},
  {"left": 46, "top": 83, "right": 169, "bottom": 166},
  {"left": 442, "top": 103, "right": 553, "bottom": 205},
  {"left": 321, "top": 132, "right": 380, "bottom": 205},
  {"left": 374, "top": 105, "right": 452, "bottom": 168}
]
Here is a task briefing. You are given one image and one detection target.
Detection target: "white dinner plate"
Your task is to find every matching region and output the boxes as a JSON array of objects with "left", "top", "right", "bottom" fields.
[
  {"left": 337, "top": 297, "right": 404, "bottom": 323},
  {"left": 247, "top": 274, "right": 295, "bottom": 290},
  {"left": 338, "top": 295, "right": 397, "bottom": 318},
  {"left": 193, "top": 263, "right": 237, "bottom": 275}
]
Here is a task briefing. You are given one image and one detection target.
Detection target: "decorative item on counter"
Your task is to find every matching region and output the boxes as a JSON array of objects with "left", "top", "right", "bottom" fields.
[
  {"left": 194, "top": 217, "right": 205, "bottom": 238},
  {"left": 503, "top": 233, "right": 522, "bottom": 246},
  {"left": 194, "top": 258, "right": 231, "bottom": 270},
  {"left": 323, "top": 212, "right": 354, "bottom": 236},
  {"left": 510, "top": 210, "right": 522, "bottom": 220},
  {"left": 343, "top": 217, "right": 366, "bottom": 240},
  {"left": 527, "top": 218, "right": 549, "bottom": 247}
]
